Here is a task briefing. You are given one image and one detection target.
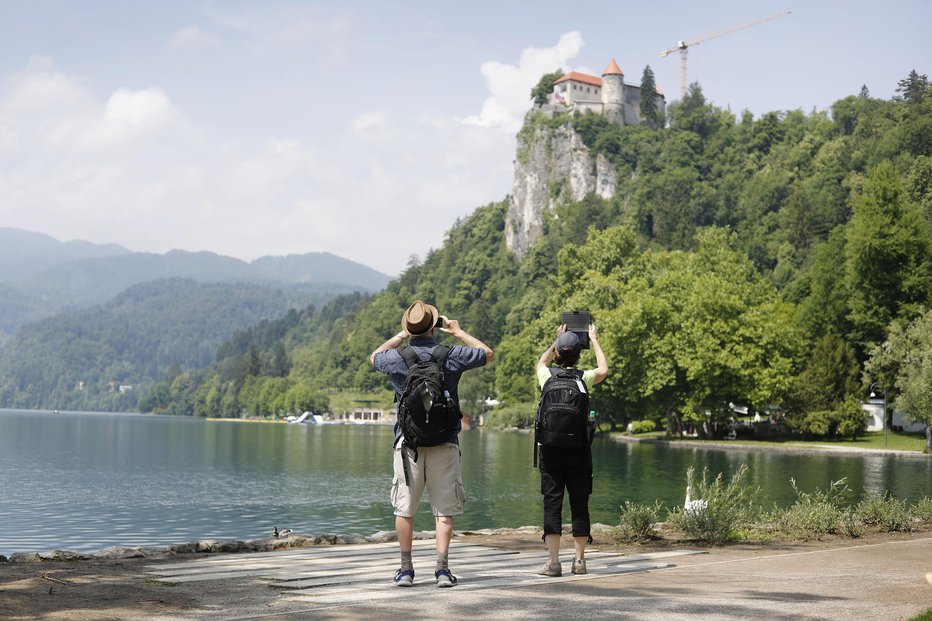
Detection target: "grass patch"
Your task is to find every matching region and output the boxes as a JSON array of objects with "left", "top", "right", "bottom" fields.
[
  {"left": 618, "top": 430, "right": 928, "bottom": 453},
  {"left": 909, "top": 608, "right": 932, "bottom": 621}
]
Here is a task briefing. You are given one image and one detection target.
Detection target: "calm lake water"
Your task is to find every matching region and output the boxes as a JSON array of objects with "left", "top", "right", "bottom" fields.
[{"left": 1, "top": 409, "right": 930, "bottom": 554}]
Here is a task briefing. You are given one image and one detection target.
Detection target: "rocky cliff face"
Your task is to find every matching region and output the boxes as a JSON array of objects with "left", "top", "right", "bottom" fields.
[{"left": 505, "top": 122, "right": 617, "bottom": 258}]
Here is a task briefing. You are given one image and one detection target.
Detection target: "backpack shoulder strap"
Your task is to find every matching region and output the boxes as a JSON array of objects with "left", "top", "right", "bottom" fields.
[
  {"left": 399, "top": 346, "right": 420, "bottom": 369},
  {"left": 548, "top": 367, "right": 581, "bottom": 380},
  {"left": 429, "top": 344, "right": 452, "bottom": 365}
]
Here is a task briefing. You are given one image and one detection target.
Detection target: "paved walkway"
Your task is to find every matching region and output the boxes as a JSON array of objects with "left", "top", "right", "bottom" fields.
[{"left": 145, "top": 536, "right": 932, "bottom": 620}]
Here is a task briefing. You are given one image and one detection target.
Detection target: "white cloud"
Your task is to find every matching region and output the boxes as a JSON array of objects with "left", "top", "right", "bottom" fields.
[
  {"left": 0, "top": 52, "right": 517, "bottom": 276},
  {"left": 84, "top": 88, "right": 183, "bottom": 149},
  {"left": 167, "top": 26, "right": 220, "bottom": 51},
  {"left": 350, "top": 111, "right": 394, "bottom": 142},
  {"left": 208, "top": 6, "right": 349, "bottom": 64},
  {"left": 461, "top": 31, "right": 585, "bottom": 132}
]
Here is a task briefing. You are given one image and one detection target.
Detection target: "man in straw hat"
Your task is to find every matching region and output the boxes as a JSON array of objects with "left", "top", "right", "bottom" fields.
[{"left": 370, "top": 299, "right": 493, "bottom": 588}]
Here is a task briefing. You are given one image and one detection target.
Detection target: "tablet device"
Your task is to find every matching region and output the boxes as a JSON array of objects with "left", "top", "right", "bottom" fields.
[{"left": 561, "top": 310, "right": 591, "bottom": 349}]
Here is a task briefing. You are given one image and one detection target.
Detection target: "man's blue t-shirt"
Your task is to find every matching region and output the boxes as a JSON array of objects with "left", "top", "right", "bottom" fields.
[{"left": 373, "top": 336, "right": 487, "bottom": 443}]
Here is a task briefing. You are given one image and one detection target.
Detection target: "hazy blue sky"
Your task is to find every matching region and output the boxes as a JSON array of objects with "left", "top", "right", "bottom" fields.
[{"left": 1, "top": 1, "right": 929, "bottom": 275}]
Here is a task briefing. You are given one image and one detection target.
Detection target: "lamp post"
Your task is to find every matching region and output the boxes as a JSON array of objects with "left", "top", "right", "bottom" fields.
[{"left": 869, "top": 382, "right": 887, "bottom": 448}]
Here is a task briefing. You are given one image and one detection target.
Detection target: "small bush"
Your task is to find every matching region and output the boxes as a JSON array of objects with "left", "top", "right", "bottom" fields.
[
  {"left": 631, "top": 420, "right": 656, "bottom": 434},
  {"left": 911, "top": 497, "right": 932, "bottom": 523},
  {"left": 839, "top": 509, "right": 864, "bottom": 538},
  {"left": 667, "top": 465, "right": 758, "bottom": 545},
  {"left": 857, "top": 493, "right": 913, "bottom": 532},
  {"left": 615, "top": 500, "right": 664, "bottom": 543},
  {"left": 772, "top": 479, "right": 849, "bottom": 540},
  {"left": 796, "top": 398, "right": 866, "bottom": 438},
  {"left": 483, "top": 403, "right": 534, "bottom": 429}
]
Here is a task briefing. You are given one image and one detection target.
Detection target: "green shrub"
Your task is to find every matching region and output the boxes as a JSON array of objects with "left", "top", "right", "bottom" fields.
[
  {"left": 911, "top": 497, "right": 932, "bottom": 523},
  {"left": 857, "top": 493, "right": 913, "bottom": 532},
  {"left": 797, "top": 398, "right": 866, "bottom": 438},
  {"left": 839, "top": 508, "right": 864, "bottom": 538},
  {"left": 615, "top": 500, "right": 664, "bottom": 543},
  {"left": 834, "top": 397, "right": 867, "bottom": 438},
  {"left": 483, "top": 403, "right": 534, "bottom": 429},
  {"left": 801, "top": 410, "right": 833, "bottom": 436},
  {"left": 772, "top": 479, "right": 849, "bottom": 540},
  {"left": 667, "top": 465, "right": 758, "bottom": 545},
  {"left": 631, "top": 420, "right": 656, "bottom": 434}
]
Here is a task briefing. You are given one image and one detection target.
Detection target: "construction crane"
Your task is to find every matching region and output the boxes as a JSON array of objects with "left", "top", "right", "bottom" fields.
[{"left": 660, "top": 10, "right": 791, "bottom": 99}]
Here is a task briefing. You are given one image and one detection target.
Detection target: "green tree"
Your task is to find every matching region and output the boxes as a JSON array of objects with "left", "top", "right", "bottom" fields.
[
  {"left": 638, "top": 65, "right": 662, "bottom": 129},
  {"left": 895, "top": 70, "right": 929, "bottom": 103},
  {"left": 784, "top": 334, "right": 860, "bottom": 429},
  {"left": 845, "top": 163, "right": 932, "bottom": 348},
  {"left": 892, "top": 309, "right": 932, "bottom": 452},
  {"left": 531, "top": 70, "right": 565, "bottom": 107}
]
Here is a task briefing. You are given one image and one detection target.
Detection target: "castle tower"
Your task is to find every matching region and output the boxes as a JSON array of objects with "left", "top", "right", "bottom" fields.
[{"left": 600, "top": 59, "right": 625, "bottom": 126}]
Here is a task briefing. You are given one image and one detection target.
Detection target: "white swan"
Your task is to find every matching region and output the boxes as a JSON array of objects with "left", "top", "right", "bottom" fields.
[{"left": 684, "top": 485, "right": 708, "bottom": 513}]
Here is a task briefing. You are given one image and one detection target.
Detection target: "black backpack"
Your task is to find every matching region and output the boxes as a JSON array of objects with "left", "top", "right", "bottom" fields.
[
  {"left": 534, "top": 368, "right": 589, "bottom": 466},
  {"left": 397, "top": 345, "right": 460, "bottom": 460}
]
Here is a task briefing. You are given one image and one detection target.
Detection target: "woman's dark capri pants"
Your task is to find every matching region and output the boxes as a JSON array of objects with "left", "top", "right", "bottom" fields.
[{"left": 538, "top": 444, "right": 593, "bottom": 540}]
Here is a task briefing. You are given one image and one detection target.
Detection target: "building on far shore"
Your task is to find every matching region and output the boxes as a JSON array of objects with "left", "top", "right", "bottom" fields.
[{"left": 862, "top": 399, "right": 925, "bottom": 433}]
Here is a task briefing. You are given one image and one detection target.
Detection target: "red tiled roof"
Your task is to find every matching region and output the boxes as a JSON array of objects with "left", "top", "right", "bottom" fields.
[
  {"left": 603, "top": 59, "right": 623, "bottom": 75},
  {"left": 553, "top": 71, "right": 602, "bottom": 88}
]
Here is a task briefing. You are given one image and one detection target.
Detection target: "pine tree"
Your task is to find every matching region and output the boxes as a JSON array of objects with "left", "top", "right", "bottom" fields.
[{"left": 639, "top": 65, "right": 662, "bottom": 129}]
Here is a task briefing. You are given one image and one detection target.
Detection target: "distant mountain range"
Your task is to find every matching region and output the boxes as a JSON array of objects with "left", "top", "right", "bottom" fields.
[
  {"left": 0, "top": 227, "right": 130, "bottom": 282},
  {"left": 0, "top": 228, "right": 392, "bottom": 337}
]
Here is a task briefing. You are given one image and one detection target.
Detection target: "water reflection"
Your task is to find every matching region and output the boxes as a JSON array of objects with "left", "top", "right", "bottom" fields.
[{"left": 0, "top": 409, "right": 929, "bottom": 554}]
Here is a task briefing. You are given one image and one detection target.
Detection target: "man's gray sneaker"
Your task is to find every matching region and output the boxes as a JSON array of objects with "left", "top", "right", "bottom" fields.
[
  {"left": 537, "top": 560, "right": 562, "bottom": 577},
  {"left": 572, "top": 558, "right": 587, "bottom": 575},
  {"left": 435, "top": 568, "right": 457, "bottom": 587},
  {"left": 393, "top": 568, "right": 414, "bottom": 586}
]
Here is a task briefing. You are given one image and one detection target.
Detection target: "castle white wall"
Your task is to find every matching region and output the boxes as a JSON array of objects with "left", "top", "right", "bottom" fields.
[{"left": 555, "top": 80, "right": 601, "bottom": 105}]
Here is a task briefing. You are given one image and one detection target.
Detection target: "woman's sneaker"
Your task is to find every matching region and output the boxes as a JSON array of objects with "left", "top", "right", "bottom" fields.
[
  {"left": 572, "top": 559, "right": 587, "bottom": 575},
  {"left": 537, "top": 561, "right": 562, "bottom": 577},
  {"left": 393, "top": 568, "right": 414, "bottom": 587},
  {"left": 435, "top": 568, "right": 457, "bottom": 587}
]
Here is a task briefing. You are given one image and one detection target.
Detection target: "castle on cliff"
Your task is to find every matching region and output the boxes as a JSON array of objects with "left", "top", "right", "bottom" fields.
[{"left": 546, "top": 59, "right": 665, "bottom": 126}]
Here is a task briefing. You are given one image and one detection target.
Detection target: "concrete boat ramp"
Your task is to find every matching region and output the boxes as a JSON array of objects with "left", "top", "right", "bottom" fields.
[
  {"left": 140, "top": 535, "right": 932, "bottom": 620},
  {"left": 147, "top": 540, "right": 701, "bottom": 609}
]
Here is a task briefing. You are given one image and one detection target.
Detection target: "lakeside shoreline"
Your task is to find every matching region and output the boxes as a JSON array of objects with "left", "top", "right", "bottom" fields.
[{"left": 606, "top": 431, "right": 932, "bottom": 459}]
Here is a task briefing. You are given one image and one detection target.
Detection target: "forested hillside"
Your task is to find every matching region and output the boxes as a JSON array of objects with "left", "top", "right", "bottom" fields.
[
  {"left": 142, "top": 71, "right": 932, "bottom": 445},
  {"left": 0, "top": 279, "right": 312, "bottom": 411}
]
